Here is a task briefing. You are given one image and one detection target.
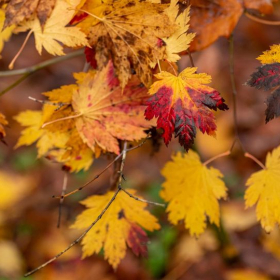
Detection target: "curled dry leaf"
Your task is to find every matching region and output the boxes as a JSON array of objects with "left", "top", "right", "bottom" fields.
[
  {"left": 72, "top": 189, "right": 160, "bottom": 269},
  {"left": 245, "top": 146, "right": 280, "bottom": 233},
  {"left": 3, "top": 0, "right": 56, "bottom": 29},
  {"left": 145, "top": 67, "right": 228, "bottom": 151},
  {"left": 189, "top": 0, "right": 243, "bottom": 52},
  {"left": 161, "top": 151, "right": 227, "bottom": 236}
]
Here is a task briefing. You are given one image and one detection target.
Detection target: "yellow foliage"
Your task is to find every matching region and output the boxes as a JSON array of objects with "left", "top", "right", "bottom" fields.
[
  {"left": 72, "top": 189, "right": 160, "bottom": 268},
  {"left": 245, "top": 146, "right": 280, "bottom": 233},
  {"left": 17, "top": 0, "right": 88, "bottom": 55},
  {"left": 163, "top": 3, "right": 195, "bottom": 62},
  {"left": 161, "top": 151, "right": 227, "bottom": 236},
  {"left": 226, "top": 269, "right": 270, "bottom": 280},
  {"left": 257, "top": 44, "right": 280, "bottom": 64},
  {"left": 0, "top": 8, "right": 14, "bottom": 55}
]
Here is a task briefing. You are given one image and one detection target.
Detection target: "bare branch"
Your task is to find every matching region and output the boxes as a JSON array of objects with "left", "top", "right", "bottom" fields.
[{"left": 57, "top": 172, "right": 68, "bottom": 228}]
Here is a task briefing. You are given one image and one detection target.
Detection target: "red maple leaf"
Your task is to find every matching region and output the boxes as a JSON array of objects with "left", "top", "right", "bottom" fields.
[{"left": 145, "top": 68, "right": 228, "bottom": 150}]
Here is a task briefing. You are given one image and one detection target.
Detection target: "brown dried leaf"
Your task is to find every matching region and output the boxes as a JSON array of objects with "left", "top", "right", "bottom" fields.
[
  {"left": 0, "top": 112, "right": 8, "bottom": 143},
  {"left": 3, "top": 0, "right": 57, "bottom": 29},
  {"left": 189, "top": 0, "right": 243, "bottom": 52}
]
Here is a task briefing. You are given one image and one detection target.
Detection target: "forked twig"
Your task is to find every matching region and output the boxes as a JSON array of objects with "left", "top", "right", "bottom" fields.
[
  {"left": 52, "top": 135, "right": 150, "bottom": 199},
  {"left": 25, "top": 142, "right": 129, "bottom": 277},
  {"left": 203, "top": 151, "right": 231, "bottom": 166},
  {"left": 24, "top": 187, "right": 122, "bottom": 277},
  {"left": 120, "top": 187, "right": 165, "bottom": 207}
]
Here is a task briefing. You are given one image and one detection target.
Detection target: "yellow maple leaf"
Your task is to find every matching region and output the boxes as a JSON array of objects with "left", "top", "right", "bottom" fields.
[
  {"left": 14, "top": 110, "right": 69, "bottom": 157},
  {"left": 71, "top": 189, "right": 160, "bottom": 268},
  {"left": 0, "top": 8, "right": 14, "bottom": 56},
  {"left": 245, "top": 146, "right": 280, "bottom": 233},
  {"left": 257, "top": 44, "right": 280, "bottom": 64},
  {"left": 161, "top": 151, "right": 227, "bottom": 236},
  {"left": 163, "top": 2, "right": 195, "bottom": 62},
  {"left": 17, "top": 0, "right": 88, "bottom": 55}
]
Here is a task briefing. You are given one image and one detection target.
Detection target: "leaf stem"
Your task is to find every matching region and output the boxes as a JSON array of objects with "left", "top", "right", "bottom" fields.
[
  {"left": 120, "top": 187, "right": 165, "bottom": 207},
  {"left": 9, "top": 30, "right": 33, "bottom": 69},
  {"left": 244, "top": 152, "right": 266, "bottom": 169},
  {"left": 203, "top": 151, "right": 231, "bottom": 166},
  {"left": 41, "top": 113, "right": 83, "bottom": 128},
  {"left": 245, "top": 12, "right": 280, "bottom": 25}
]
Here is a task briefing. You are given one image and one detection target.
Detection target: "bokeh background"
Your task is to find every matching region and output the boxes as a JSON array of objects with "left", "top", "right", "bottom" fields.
[{"left": 0, "top": 1, "right": 280, "bottom": 279}]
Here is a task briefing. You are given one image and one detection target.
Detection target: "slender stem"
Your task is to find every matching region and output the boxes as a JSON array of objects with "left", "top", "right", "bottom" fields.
[
  {"left": 245, "top": 12, "right": 280, "bottom": 25},
  {"left": 244, "top": 152, "right": 266, "bottom": 170},
  {"left": 0, "top": 50, "right": 84, "bottom": 97},
  {"left": 203, "top": 151, "right": 231, "bottom": 166},
  {"left": 0, "top": 49, "right": 84, "bottom": 77},
  {"left": 24, "top": 188, "right": 121, "bottom": 277},
  {"left": 41, "top": 113, "right": 82, "bottom": 128},
  {"left": 157, "top": 59, "right": 162, "bottom": 72},
  {"left": 57, "top": 173, "right": 68, "bottom": 228},
  {"left": 120, "top": 187, "right": 165, "bottom": 207},
  {"left": 29, "top": 96, "right": 70, "bottom": 108},
  {"left": 9, "top": 30, "right": 33, "bottom": 69},
  {"left": 229, "top": 34, "right": 246, "bottom": 153},
  {"left": 187, "top": 51, "right": 195, "bottom": 67},
  {"left": 52, "top": 135, "right": 151, "bottom": 199}
]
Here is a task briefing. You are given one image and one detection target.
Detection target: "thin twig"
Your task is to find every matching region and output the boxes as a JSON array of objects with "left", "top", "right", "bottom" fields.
[
  {"left": 57, "top": 173, "right": 68, "bottom": 228},
  {"left": 245, "top": 12, "right": 280, "bottom": 25},
  {"left": 229, "top": 34, "right": 246, "bottom": 153},
  {"left": 0, "top": 49, "right": 84, "bottom": 77},
  {"left": 187, "top": 51, "right": 195, "bottom": 68},
  {"left": 29, "top": 96, "right": 70, "bottom": 110},
  {"left": 24, "top": 187, "right": 121, "bottom": 277},
  {"left": 203, "top": 151, "right": 231, "bottom": 166},
  {"left": 0, "top": 50, "right": 84, "bottom": 96},
  {"left": 120, "top": 187, "right": 165, "bottom": 207},
  {"left": 244, "top": 152, "right": 266, "bottom": 170},
  {"left": 25, "top": 140, "right": 130, "bottom": 276},
  {"left": 52, "top": 135, "right": 151, "bottom": 199}
]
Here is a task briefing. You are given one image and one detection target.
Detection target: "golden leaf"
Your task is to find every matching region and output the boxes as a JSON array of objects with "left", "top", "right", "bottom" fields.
[
  {"left": 161, "top": 151, "right": 227, "bottom": 236},
  {"left": 71, "top": 189, "right": 160, "bottom": 268},
  {"left": 257, "top": 44, "right": 280, "bottom": 65},
  {"left": 245, "top": 146, "right": 280, "bottom": 233},
  {"left": 17, "top": 0, "right": 88, "bottom": 55},
  {"left": 0, "top": 8, "right": 14, "bottom": 55}
]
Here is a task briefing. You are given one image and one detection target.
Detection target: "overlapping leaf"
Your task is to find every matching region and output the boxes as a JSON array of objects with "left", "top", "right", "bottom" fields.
[
  {"left": 76, "top": 0, "right": 180, "bottom": 88},
  {"left": 245, "top": 146, "right": 280, "bottom": 233},
  {"left": 145, "top": 67, "right": 228, "bottom": 151},
  {"left": 72, "top": 61, "right": 152, "bottom": 154},
  {"left": 161, "top": 151, "right": 227, "bottom": 236},
  {"left": 3, "top": 0, "right": 56, "bottom": 29},
  {"left": 71, "top": 189, "right": 160, "bottom": 268},
  {"left": 16, "top": 0, "right": 88, "bottom": 55},
  {"left": 0, "top": 112, "right": 8, "bottom": 143},
  {"left": 247, "top": 44, "right": 280, "bottom": 123},
  {"left": 0, "top": 8, "right": 14, "bottom": 55}
]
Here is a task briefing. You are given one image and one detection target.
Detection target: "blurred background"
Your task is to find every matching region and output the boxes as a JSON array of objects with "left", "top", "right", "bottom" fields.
[{"left": 0, "top": 1, "right": 280, "bottom": 279}]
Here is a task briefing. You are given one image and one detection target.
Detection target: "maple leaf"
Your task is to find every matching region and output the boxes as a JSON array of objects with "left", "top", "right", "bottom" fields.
[
  {"left": 3, "top": 0, "right": 56, "bottom": 29},
  {"left": 245, "top": 146, "right": 280, "bottom": 233},
  {"left": 163, "top": 3, "right": 195, "bottom": 62},
  {"left": 16, "top": 0, "right": 88, "bottom": 55},
  {"left": 0, "top": 8, "right": 14, "bottom": 55},
  {"left": 71, "top": 61, "right": 152, "bottom": 154},
  {"left": 247, "top": 45, "right": 280, "bottom": 123},
  {"left": 161, "top": 151, "right": 227, "bottom": 236},
  {"left": 145, "top": 67, "right": 228, "bottom": 151},
  {"left": 77, "top": 0, "right": 177, "bottom": 88},
  {"left": 71, "top": 189, "right": 160, "bottom": 268}
]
